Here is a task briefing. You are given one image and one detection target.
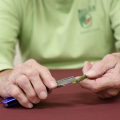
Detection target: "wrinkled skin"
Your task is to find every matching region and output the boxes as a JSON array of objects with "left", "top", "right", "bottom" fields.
[
  {"left": 0, "top": 59, "right": 57, "bottom": 108},
  {"left": 0, "top": 53, "right": 120, "bottom": 109},
  {"left": 79, "top": 53, "right": 120, "bottom": 99}
]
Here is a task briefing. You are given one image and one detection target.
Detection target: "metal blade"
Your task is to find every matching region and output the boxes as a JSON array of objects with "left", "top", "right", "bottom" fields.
[{"left": 56, "top": 76, "right": 75, "bottom": 87}]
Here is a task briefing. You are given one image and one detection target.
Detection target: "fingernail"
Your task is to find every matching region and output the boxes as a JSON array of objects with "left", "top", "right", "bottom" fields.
[
  {"left": 34, "top": 97, "right": 40, "bottom": 103},
  {"left": 86, "top": 70, "right": 96, "bottom": 76},
  {"left": 28, "top": 103, "right": 33, "bottom": 108},
  {"left": 39, "top": 91, "right": 47, "bottom": 99},
  {"left": 50, "top": 81, "right": 57, "bottom": 88}
]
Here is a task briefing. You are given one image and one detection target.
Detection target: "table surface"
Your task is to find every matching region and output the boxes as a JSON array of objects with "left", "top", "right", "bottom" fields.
[{"left": 0, "top": 69, "right": 120, "bottom": 120}]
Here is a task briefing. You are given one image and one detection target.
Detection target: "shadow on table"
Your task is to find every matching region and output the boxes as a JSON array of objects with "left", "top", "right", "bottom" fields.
[
  {"left": 1, "top": 91, "right": 120, "bottom": 109},
  {"left": 34, "top": 91, "right": 120, "bottom": 109}
]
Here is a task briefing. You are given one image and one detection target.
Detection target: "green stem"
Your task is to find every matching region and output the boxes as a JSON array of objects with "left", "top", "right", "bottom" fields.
[{"left": 72, "top": 75, "right": 87, "bottom": 83}]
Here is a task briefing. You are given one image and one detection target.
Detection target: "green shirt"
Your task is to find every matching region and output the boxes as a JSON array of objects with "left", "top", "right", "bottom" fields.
[{"left": 0, "top": 0, "right": 120, "bottom": 70}]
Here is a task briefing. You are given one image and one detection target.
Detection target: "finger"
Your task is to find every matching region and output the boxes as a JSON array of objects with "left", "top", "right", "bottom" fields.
[
  {"left": 107, "top": 88, "right": 120, "bottom": 96},
  {"left": 98, "top": 88, "right": 120, "bottom": 99},
  {"left": 30, "top": 75, "right": 48, "bottom": 100},
  {"left": 8, "top": 84, "right": 33, "bottom": 108},
  {"left": 97, "top": 93, "right": 106, "bottom": 99},
  {"left": 79, "top": 78, "right": 96, "bottom": 91},
  {"left": 79, "top": 75, "right": 116, "bottom": 93},
  {"left": 14, "top": 64, "right": 48, "bottom": 100},
  {"left": 76, "top": 61, "right": 93, "bottom": 79},
  {"left": 16, "top": 75, "right": 40, "bottom": 104},
  {"left": 82, "top": 61, "right": 92, "bottom": 74},
  {"left": 24, "top": 59, "right": 57, "bottom": 89},
  {"left": 19, "top": 65, "right": 48, "bottom": 100},
  {"left": 98, "top": 90, "right": 112, "bottom": 99},
  {"left": 86, "top": 54, "right": 117, "bottom": 78},
  {"left": 97, "top": 93, "right": 111, "bottom": 99},
  {"left": 36, "top": 66, "right": 57, "bottom": 89}
]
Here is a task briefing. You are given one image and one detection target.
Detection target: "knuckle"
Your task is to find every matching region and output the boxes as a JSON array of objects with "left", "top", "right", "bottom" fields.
[
  {"left": 11, "top": 90, "right": 21, "bottom": 98},
  {"left": 29, "top": 93, "right": 36, "bottom": 99},
  {"left": 104, "top": 54, "right": 112, "bottom": 59},
  {"left": 17, "top": 76, "right": 28, "bottom": 86},
  {"left": 8, "top": 75, "right": 14, "bottom": 83},
  {"left": 15, "top": 64, "right": 24, "bottom": 70},
  {"left": 27, "top": 59, "right": 37, "bottom": 65},
  {"left": 27, "top": 68, "right": 38, "bottom": 77},
  {"left": 35, "top": 85, "right": 46, "bottom": 92},
  {"left": 93, "top": 62, "right": 104, "bottom": 71},
  {"left": 103, "top": 54, "right": 115, "bottom": 61},
  {"left": 21, "top": 99, "right": 29, "bottom": 105}
]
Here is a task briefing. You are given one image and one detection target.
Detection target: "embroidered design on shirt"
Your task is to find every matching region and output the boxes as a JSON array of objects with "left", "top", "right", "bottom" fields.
[{"left": 78, "top": 6, "right": 95, "bottom": 28}]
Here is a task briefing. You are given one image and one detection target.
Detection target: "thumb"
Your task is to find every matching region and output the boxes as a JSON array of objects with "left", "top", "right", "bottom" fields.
[
  {"left": 82, "top": 61, "right": 92, "bottom": 74},
  {"left": 86, "top": 55, "right": 117, "bottom": 78}
]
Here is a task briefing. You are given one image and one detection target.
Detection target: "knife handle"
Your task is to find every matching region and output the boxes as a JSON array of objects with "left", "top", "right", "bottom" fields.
[{"left": 2, "top": 87, "right": 50, "bottom": 108}]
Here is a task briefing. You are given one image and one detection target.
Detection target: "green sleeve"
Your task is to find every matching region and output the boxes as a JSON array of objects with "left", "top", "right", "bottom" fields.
[
  {"left": 0, "top": 0, "right": 21, "bottom": 71},
  {"left": 110, "top": 0, "right": 120, "bottom": 52}
]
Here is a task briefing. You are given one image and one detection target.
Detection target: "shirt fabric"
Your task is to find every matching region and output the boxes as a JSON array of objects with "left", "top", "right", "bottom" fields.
[{"left": 0, "top": 0, "right": 120, "bottom": 71}]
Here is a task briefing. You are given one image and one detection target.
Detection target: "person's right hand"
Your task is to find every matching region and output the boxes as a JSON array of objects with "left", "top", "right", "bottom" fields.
[{"left": 0, "top": 59, "right": 57, "bottom": 108}]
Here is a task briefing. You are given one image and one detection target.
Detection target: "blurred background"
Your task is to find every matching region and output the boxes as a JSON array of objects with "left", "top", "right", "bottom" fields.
[{"left": 14, "top": 43, "right": 21, "bottom": 66}]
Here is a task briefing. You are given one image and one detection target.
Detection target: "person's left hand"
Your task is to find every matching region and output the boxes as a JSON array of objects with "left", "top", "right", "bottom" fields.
[{"left": 78, "top": 53, "right": 120, "bottom": 99}]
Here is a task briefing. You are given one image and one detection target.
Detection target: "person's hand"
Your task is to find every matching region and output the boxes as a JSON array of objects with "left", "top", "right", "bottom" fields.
[
  {"left": 79, "top": 53, "right": 120, "bottom": 99},
  {"left": 0, "top": 59, "right": 57, "bottom": 108}
]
